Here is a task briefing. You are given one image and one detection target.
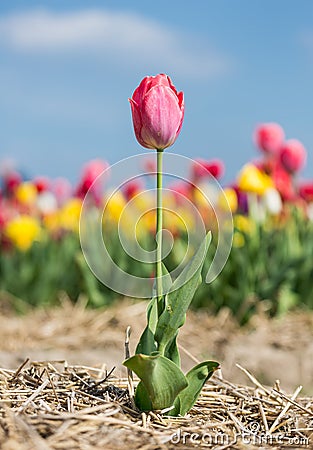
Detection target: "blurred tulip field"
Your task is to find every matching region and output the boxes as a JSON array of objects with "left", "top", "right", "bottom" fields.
[{"left": 1, "top": 123, "right": 312, "bottom": 324}]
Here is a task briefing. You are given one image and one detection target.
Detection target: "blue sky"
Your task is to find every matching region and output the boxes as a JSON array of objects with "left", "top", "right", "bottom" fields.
[{"left": 0, "top": 0, "right": 312, "bottom": 184}]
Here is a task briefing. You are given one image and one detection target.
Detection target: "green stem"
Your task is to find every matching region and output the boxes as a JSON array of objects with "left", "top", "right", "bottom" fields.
[{"left": 156, "top": 150, "right": 164, "bottom": 307}]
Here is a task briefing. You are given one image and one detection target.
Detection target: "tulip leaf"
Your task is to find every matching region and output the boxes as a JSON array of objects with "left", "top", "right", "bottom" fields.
[
  {"left": 163, "top": 331, "right": 180, "bottom": 367},
  {"left": 152, "top": 262, "right": 173, "bottom": 299},
  {"left": 135, "top": 297, "right": 158, "bottom": 355},
  {"left": 136, "top": 263, "right": 172, "bottom": 356},
  {"left": 123, "top": 352, "right": 188, "bottom": 411},
  {"left": 133, "top": 381, "right": 152, "bottom": 411},
  {"left": 169, "top": 361, "right": 220, "bottom": 416},
  {"left": 154, "top": 232, "right": 212, "bottom": 354}
]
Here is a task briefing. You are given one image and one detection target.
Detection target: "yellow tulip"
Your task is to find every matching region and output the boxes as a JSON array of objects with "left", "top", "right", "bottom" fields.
[
  {"left": 237, "top": 164, "right": 273, "bottom": 195},
  {"left": 104, "top": 191, "right": 126, "bottom": 223},
  {"left": 5, "top": 215, "right": 41, "bottom": 251},
  {"left": 233, "top": 232, "right": 245, "bottom": 248},
  {"left": 58, "top": 198, "right": 82, "bottom": 232},
  {"left": 15, "top": 182, "right": 37, "bottom": 205},
  {"left": 233, "top": 214, "right": 255, "bottom": 235},
  {"left": 218, "top": 188, "right": 238, "bottom": 213}
]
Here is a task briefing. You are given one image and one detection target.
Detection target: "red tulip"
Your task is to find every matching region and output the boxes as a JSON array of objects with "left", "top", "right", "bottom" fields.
[
  {"left": 3, "top": 170, "right": 22, "bottom": 194},
  {"left": 299, "top": 181, "right": 313, "bottom": 202},
  {"left": 191, "top": 158, "right": 225, "bottom": 180},
  {"left": 279, "top": 139, "right": 307, "bottom": 173},
  {"left": 272, "top": 163, "right": 296, "bottom": 201},
  {"left": 254, "top": 123, "right": 285, "bottom": 154},
  {"left": 33, "top": 176, "right": 50, "bottom": 193},
  {"left": 129, "top": 74, "right": 184, "bottom": 150}
]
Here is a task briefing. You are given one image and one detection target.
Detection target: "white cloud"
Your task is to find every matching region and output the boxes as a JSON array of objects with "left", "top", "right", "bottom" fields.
[{"left": 0, "top": 9, "right": 231, "bottom": 79}]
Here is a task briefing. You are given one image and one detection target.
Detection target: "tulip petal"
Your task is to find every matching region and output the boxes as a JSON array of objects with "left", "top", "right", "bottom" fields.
[{"left": 141, "top": 85, "right": 183, "bottom": 150}]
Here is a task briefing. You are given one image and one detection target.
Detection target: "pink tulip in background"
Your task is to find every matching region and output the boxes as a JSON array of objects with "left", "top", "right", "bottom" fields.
[
  {"left": 168, "top": 181, "right": 192, "bottom": 204},
  {"left": 129, "top": 74, "right": 184, "bottom": 150},
  {"left": 254, "top": 123, "right": 285, "bottom": 154},
  {"left": 279, "top": 139, "right": 307, "bottom": 173},
  {"left": 122, "top": 178, "right": 145, "bottom": 200},
  {"left": 52, "top": 178, "right": 72, "bottom": 205},
  {"left": 191, "top": 158, "right": 225, "bottom": 180},
  {"left": 76, "top": 159, "right": 109, "bottom": 202}
]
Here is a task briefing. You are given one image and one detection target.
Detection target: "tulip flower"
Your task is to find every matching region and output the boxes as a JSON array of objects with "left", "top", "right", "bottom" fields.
[
  {"left": 52, "top": 178, "right": 72, "bottom": 206},
  {"left": 272, "top": 163, "right": 296, "bottom": 201},
  {"left": 191, "top": 158, "right": 225, "bottom": 180},
  {"left": 3, "top": 170, "right": 22, "bottom": 194},
  {"left": 168, "top": 181, "right": 192, "bottom": 204},
  {"left": 5, "top": 215, "right": 41, "bottom": 251},
  {"left": 33, "top": 176, "right": 50, "bottom": 193},
  {"left": 122, "top": 178, "right": 145, "bottom": 200},
  {"left": 76, "top": 159, "right": 109, "bottom": 204},
  {"left": 279, "top": 139, "right": 307, "bottom": 173},
  {"left": 218, "top": 187, "right": 238, "bottom": 213},
  {"left": 299, "top": 181, "right": 313, "bottom": 202},
  {"left": 129, "top": 74, "right": 184, "bottom": 151},
  {"left": 15, "top": 182, "right": 37, "bottom": 206},
  {"left": 262, "top": 187, "right": 283, "bottom": 215},
  {"left": 237, "top": 163, "right": 273, "bottom": 195},
  {"left": 254, "top": 122, "right": 285, "bottom": 154},
  {"left": 129, "top": 74, "right": 184, "bottom": 301}
]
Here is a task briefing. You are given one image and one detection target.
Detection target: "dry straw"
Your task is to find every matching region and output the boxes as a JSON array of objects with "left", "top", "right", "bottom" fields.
[{"left": 0, "top": 358, "right": 312, "bottom": 450}]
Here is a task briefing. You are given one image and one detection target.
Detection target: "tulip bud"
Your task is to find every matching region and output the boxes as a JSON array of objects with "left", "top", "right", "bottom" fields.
[{"left": 129, "top": 74, "right": 184, "bottom": 150}]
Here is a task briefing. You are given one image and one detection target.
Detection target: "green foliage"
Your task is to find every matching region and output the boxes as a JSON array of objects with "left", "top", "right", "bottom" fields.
[
  {"left": 0, "top": 208, "right": 312, "bottom": 324},
  {"left": 191, "top": 209, "right": 313, "bottom": 323},
  {"left": 123, "top": 352, "right": 188, "bottom": 411},
  {"left": 124, "top": 232, "right": 219, "bottom": 416},
  {"left": 170, "top": 361, "right": 220, "bottom": 416}
]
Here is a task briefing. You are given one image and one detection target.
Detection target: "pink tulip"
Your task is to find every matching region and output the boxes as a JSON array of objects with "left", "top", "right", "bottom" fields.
[
  {"left": 279, "top": 139, "right": 307, "bottom": 173},
  {"left": 76, "top": 159, "right": 109, "bottom": 203},
  {"left": 191, "top": 158, "right": 225, "bottom": 180},
  {"left": 52, "top": 178, "right": 72, "bottom": 205},
  {"left": 254, "top": 123, "right": 285, "bottom": 154},
  {"left": 80, "top": 159, "right": 109, "bottom": 189},
  {"left": 123, "top": 179, "right": 144, "bottom": 200},
  {"left": 129, "top": 74, "right": 184, "bottom": 150},
  {"left": 168, "top": 181, "right": 192, "bottom": 204},
  {"left": 142, "top": 157, "right": 157, "bottom": 174}
]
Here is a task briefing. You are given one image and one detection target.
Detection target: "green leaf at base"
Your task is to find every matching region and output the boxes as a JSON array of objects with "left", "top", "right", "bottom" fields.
[
  {"left": 169, "top": 361, "right": 220, "bottom": 416},
  {"left": 135, "top": 263, "right": 173, "bottom": 356},
  {"left": 123, "top": 352, "right": 188, "bottom": 411}
]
